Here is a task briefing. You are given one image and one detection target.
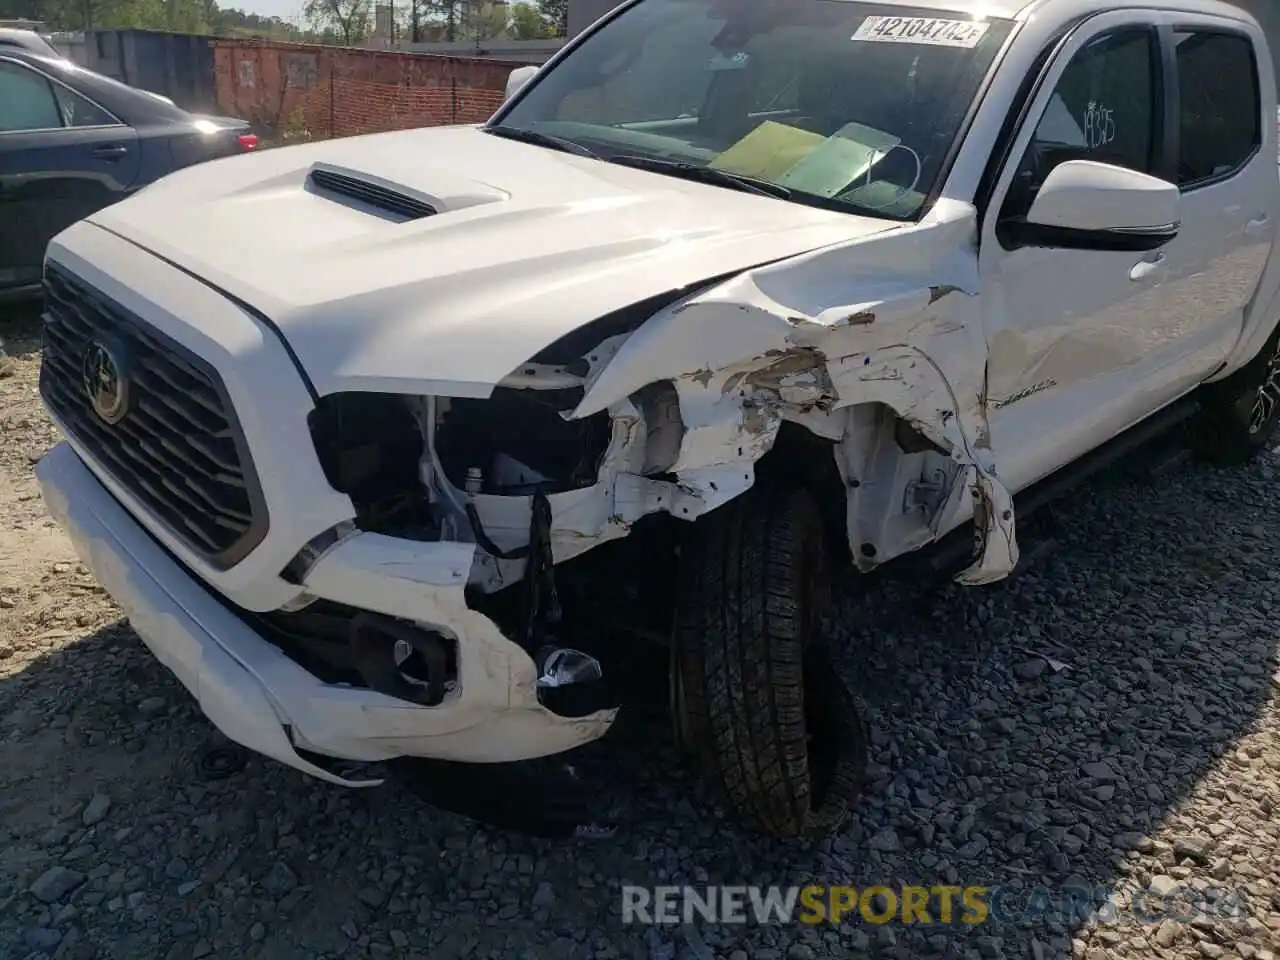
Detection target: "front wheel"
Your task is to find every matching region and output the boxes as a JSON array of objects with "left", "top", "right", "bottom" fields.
[
  {"left": 670, "top": 480, "right": 866, "bottom": 838},
  {"left": 1189, "top": 326, "right": 1280, "bottom": 465}
]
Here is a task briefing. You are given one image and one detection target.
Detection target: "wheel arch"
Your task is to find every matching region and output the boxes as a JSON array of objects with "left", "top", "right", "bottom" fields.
[{"left": 754, "top": 420, "right": 852, "bottom": 569}]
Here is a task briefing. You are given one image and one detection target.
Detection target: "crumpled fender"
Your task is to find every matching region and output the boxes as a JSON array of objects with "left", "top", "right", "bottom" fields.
[{"left": 573, "top": 200, "right": 1019, "bottom": 584}]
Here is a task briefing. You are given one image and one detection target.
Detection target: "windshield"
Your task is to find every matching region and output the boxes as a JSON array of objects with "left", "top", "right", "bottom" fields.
[{"left": 492, "top": 0, "right": 1014, "bottom": 219}]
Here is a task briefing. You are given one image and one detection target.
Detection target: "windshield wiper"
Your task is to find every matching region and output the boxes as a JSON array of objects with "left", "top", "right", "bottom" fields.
[
  {"left": 607, "top": 155, "right": 791, "bottom": 200},
  {"left": 484, "top": 124, "right": 596, "bottom": 158}
]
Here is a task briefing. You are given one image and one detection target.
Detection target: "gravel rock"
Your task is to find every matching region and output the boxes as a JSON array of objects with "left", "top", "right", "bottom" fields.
[
  {"left": 1014, "top": 659, "right": 1048, "bottom": 680},
  {"left": 80, "top": 793, "right": 110, "bottom": 826},
  {"left": 1155, "top": 920, "right": 1182, "bottom": 947},
  {"left": 23, "top": 927, "right": 61, "bottom": 950},
  {"left": 1174, "top": 835, "right": 1213, "bottom": 863},
  {"left": 867, "top": 827, "right": 901, "bottom": 852},
  {"left": 532, "top": 880, "right": 556, "bottom": 908},
  {"left": 29, "top": 867, "right": 85, "bottom": 904},
  {"left": 1081, "top": 760, "right": 1118, "bottom": 780},
  {"left": 259, "top": 862, "right": 298, "bottom": 898}
]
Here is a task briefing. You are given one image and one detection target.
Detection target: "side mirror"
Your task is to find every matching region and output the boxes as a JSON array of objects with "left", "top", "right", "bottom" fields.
[
  {"left": 1001, "top": 159, "right": 1180, "bottom": 252},
  {"left": 505, "top": 65, "right": 540, "bottom": 103}
]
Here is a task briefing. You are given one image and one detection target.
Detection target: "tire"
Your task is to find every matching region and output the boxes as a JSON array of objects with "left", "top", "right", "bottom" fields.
[
  {"left": 1189, "top": 323, "right": 1280, "bottom": 465},
  {"left": 671, "top": 480, "right": 866, "bottom": 838}
]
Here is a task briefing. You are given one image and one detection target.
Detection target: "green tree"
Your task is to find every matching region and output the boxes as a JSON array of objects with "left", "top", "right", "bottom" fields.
[
  {"left": 27, "top": 0, "right": 153, "bottom": 30},
  {"left": 424, "top": 0, "right": 459, "bottom": 41},
  {"left": 0, "top": 0, "right": 46, "bottom": 23},
  {"left": 539, "top": 0, "right": 565, "bottom": 36},
  {"left": 508, "top": 1, "right": 544, "bottom": 39},
  {"left": 302, "top": 0, "right": 370, "bottom": 44},
  {"left": 165, "top": 0, "right": 210, "bottom": 31},
  {"left": 8, "top": 0, "right": 211, "bottom": 30},
  {"left": 4, "top": 0, "right": 315, "bottom": 33},
  {"left": 465, "top": 1, "right": 507, "bottom": 39}
]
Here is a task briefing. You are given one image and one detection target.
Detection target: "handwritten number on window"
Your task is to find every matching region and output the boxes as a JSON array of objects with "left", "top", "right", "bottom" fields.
[{"left": 1084, "top": 100, "right": 1116, "bottom": 150}]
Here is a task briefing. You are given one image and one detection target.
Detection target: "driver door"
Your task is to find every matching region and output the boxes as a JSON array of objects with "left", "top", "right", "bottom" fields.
[{"left": 979, "top": 13, "right": 1192, "bottom": 494}]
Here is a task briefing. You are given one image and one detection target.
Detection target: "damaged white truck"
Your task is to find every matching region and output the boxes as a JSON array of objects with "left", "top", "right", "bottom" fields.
[{"left": 35, "top": 0, "right": 1280, "bottom": 838}]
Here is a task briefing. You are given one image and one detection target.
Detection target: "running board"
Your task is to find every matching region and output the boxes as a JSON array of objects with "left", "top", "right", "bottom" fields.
[{"left": 892, "top": 397, "right": 1200, "bottom": 580}]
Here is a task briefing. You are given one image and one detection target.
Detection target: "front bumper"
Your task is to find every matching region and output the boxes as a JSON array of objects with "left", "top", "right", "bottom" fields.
[{"left": 37, "top": 443, "right": 616, "bottom": 786}]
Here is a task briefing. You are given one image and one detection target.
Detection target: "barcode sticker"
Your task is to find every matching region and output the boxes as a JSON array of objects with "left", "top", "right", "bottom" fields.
[{"left": 852, "top": 15, "right": 990, "bottom": 48}]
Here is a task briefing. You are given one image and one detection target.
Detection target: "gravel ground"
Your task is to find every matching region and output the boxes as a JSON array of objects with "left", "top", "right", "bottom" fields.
[{"left": 1, "top": 305, "right": 1279, "bottom": 960}]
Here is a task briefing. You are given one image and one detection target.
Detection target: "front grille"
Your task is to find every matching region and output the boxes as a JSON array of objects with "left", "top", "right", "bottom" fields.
[{"left": 39, "top": 264, "right": 268, "bottom": 568}]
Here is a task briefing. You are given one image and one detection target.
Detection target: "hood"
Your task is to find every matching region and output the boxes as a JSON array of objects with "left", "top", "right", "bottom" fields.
[{"left": 87, "top": 125, "right": 899, "bottom": 397}]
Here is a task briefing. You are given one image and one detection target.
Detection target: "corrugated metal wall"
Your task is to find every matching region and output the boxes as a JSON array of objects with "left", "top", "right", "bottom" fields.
[
  {"left": 83, "top": 30, "right": 218, "bottom": 114},
  {"left": 567, "top": 0, "right": 622, "bottom": 38}
]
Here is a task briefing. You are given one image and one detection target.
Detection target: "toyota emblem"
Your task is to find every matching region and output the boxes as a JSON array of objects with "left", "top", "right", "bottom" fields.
[{"left": 81, "top": 340, "right": 130, "bottom": 424}]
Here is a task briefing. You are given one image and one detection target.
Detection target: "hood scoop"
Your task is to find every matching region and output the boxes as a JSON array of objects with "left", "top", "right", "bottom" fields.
[{"left": 307, "top": 164, "right": 438, "bottom": 222}]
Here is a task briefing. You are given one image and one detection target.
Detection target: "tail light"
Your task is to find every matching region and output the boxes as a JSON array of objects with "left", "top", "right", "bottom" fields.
[{"left": 237, "top": 133, "right": 259, "bottom": 151}]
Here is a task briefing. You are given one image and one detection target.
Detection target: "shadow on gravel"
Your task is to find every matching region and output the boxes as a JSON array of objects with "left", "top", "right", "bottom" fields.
[
  {"left": 1, "top": 441, "right": 1276, "bottom": 959},
  {"left": 0, "top": 299, "right": 44, "bottom": 344}
]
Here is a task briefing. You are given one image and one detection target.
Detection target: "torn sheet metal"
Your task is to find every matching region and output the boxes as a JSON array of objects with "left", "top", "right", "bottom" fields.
[{"left": 526, "top": 198, "right": 1018, "bottom": 584}]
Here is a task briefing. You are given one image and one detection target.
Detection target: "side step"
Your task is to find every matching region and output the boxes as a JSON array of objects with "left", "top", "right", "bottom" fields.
[{"left": 891, "top": 396, "right": 1200, "bottom": 580}]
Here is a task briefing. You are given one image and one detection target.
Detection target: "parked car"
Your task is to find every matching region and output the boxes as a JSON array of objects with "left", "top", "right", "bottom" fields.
[
  {"left": 0, "top": 27, "right": 62, "bottom": 59},
  {"left": 34, "top": 0, "right": 1280, "bottom": 839},
  {"left": 0, "top": 50, "right": 256, "bottom": 300}
]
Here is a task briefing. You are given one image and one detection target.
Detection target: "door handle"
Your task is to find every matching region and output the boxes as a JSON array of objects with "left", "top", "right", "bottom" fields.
[
  {"left": 91, "top": 144, "right": 128, "bottom": 160},
  {"left": 1246, "top": 215, "right": 1271, "bottom": 236},
  {"left": 1129, "top": 253, "right": 1167, "bottom": 282}
]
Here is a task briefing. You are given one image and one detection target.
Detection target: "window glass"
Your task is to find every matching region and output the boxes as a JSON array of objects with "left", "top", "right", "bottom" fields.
[
  {"left": 52, "top": 84, "right": 117, "bottom": 127},
  {"left": 553, "top": 19, "right": 809, "bottom": 124},
  {"left": 1003, "top": 30, "right": 1157, "bottom": 218},
  {"left": 40, "top": 56, "right": 188, "bottom": 120},
  {"left": 1174, "top": 31, "right": 1260, "bottom": 187},
  {"left": 0, "top": 61, "right": 63, "bottom": 132},
  {"left": 500, "top": 0, "right": 1014, "bottom": 221}
]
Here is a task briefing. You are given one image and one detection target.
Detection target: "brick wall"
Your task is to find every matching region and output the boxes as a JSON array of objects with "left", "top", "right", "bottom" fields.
[{"left": 212, "top": 39, "right": 533, "bottom": 141}]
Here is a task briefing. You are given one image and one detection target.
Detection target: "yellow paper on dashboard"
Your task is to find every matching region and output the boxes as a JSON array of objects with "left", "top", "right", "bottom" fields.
[
  {"left": 709, "top": 121, "right": 825, "bottom": 181},
  {"left": 776, "top": 122, "right": 902, "bottom": 197}
]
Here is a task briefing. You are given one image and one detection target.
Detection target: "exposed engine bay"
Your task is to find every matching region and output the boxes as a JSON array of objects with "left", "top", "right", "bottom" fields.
[
  {"left": 297, "top": 225, "right": 1022, "bottom": 699},
  {"left": 304, "top": 223, "right": 1020, "bottom": 623}
]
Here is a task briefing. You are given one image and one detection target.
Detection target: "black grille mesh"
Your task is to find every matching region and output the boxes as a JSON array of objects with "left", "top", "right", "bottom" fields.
[{"left": 39, "top": 264, "right": 268, "bottom": 567}]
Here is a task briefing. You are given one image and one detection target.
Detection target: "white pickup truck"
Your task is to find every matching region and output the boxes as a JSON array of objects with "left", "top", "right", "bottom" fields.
[{"left": 35, "top": 0, "right": 1280, "bottom": 839}]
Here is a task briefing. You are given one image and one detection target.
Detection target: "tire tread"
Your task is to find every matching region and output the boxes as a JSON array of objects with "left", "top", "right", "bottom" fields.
[{"left": 674, "top": 480, "right": 858, "bottom": 838}]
